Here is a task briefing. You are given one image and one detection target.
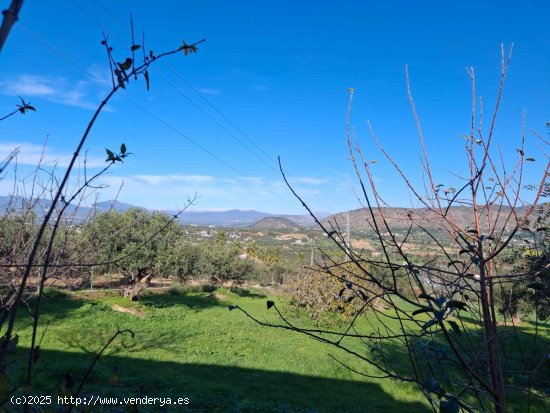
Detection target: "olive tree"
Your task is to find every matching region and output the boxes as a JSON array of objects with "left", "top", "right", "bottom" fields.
[{"left": 79, "top": 208, "right": 185, "bottom": 298}]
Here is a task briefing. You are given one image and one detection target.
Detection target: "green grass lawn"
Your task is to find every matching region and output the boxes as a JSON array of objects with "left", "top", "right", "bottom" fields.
[
  {"left": 7, "top": 286, "right": 549, "bottom": 412},
  {"left": 9, "top": 287, "right": 429, "bottom": 412}
]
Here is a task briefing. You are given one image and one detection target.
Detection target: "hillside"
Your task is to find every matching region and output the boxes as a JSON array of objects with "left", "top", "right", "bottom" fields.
[
  {"left": 250, "top": 216, "right": 301, "bottom": 230},
  {"left": 3, "top": 194, "right": 545, "bottom": 230},
  {"left": 323, "top": 204, "right": 549, "bottom": 231}
]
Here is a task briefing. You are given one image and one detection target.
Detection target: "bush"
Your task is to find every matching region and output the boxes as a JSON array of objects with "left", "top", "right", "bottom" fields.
[
  {"left": 42, "top": 287, "right": 70, "bottom": 299},
  {"left": 498, "top": 202, "right": 550, "bottom": 320},
  {"left": 177, "top": 284, "right": 218, "bottom": 293},
  {"left": 197, "top": 241, "right": 258, "bottom": 285},
  {"left": 167, "top": 286, "right": 185, "bottom": 296},
  {"left": 229, "top": 286, "right": 251, "bottom": 297},
  {"left": 283, "top": 264, "right": 376, "bottom": 324}
]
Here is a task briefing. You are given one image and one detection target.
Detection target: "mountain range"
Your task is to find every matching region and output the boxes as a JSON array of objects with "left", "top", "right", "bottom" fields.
[
  {"left": 1, "top": 195, "right": 547, "bottom": 230},
  {"left": 0, "top": 196, "right": 327, "bottom": 227}
]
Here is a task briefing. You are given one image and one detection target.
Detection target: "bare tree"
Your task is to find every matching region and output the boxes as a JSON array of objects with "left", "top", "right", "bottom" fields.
[
  {"left": 0, "top": 21, "right": 205, "bottom": 410},
  {"left": 0, "top": 0, "right": 24, "bottom": 53},
  {"left": 235, "top": 45, "right": 549, "bottom": 413}
]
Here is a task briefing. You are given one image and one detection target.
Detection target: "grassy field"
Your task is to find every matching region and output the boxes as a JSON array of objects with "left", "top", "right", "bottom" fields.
[{"left": 8, "top": 286, "right": 549, "bottom": 412}]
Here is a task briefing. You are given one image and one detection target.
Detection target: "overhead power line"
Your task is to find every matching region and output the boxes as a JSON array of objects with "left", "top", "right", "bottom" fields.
[
  {"left": 18, "top": 1, "right": 335, "bottom": 214},
  {"left": 82, "top": 0, "right": 335, "bottom": 213},
  {"left": 76, "top": 0, "right": 277, "bottom": 172},
  {"left": 15, "top": 23, "right": 294, "bottom": 208}
]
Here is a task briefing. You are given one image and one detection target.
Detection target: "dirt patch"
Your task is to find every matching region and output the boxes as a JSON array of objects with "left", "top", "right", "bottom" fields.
[
  {"left": 498, "top": 317, "right": 524, "bottom": 326},
  {"left": 210, "top": 292, "right": 229, "bottom": 300},
  {"left": 275, "top": 233, "right": 308, "bottom": 240},
  {"left": 350, "top": 239, "right": 375, "bottom": 250},
  {"left": 111, "top": 304, "right": 147, "bottom": 318}
]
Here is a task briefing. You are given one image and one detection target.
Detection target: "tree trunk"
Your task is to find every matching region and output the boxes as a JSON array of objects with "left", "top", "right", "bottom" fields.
[
  {"left": 0, "top": 0, "right": 24, "bottom": 52},
  {"left": 123, "top": 268, "right": 153, "bottom": 301},
  {"left": 479, "top": 267, "right": 507, "bottom": 413}
]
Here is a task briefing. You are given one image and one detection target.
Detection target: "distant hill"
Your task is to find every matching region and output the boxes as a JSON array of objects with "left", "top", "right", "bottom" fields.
[
  {"left": 323, "top": 204, "right": 549, "bottom": 231},
  {"left": 175, "top": 209, "right": 328, "bottom": 227},
  {"left": 250, "top": 216, "right": 301, "bottom": 230},
  {"left": 0, "top": 195, "right": 84, "bottom": 220},
  {"left": 278, "top": 212, "right": 330, "bottom": 227},
  {"left": 93, "top": 200, "right": 141, "bottom": 212},
  {"left": 0, "top": 196, "right": 144, "bottom": 222}
]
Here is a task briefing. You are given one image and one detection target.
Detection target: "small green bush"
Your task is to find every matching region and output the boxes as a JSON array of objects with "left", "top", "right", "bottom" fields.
[
  {"left": 229, "top": 286, "right": 251, "bottom": 297},
  {"left": 42, "top": 287, "right": 69, "bottom": 299}
]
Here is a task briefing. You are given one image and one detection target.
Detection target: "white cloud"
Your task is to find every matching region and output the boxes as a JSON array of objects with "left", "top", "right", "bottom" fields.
[
  {"left": 0, "top": 158, "right": 338, "bottom": 213},
  {"left": 0, "top": 142, "right": 106, "bottom": 168},
  {"left": 87, "top": 64, "right": 115, "bottom": 88},
  {"left": 198, "top": 88, "right": 221, "bottom": 95},
  {"left": 236, "top": 176, "right": 265, "bottom": 185},
  {"left": 132, "top": 174, "right": 215, "bottom": 185},
  {"left": 93, "top": 173, "right": 295, "bottom": 211},
  {"left": 0, "top": 74, "right": 110, "bottom": 110},
  {"left": 9, "top": 78, "right": 55, "bottom": 96}
]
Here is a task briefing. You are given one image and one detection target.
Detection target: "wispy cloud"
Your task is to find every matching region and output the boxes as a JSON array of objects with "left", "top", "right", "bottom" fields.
[
  {"left": 236, "top": 176, "right": 265, "bottom": 186},
  {"left": 198, "top": 88, "right": 221, "bottom": 95},
  {"left": 0, "top": 74, "right": 109, "bottom": 110},
  {"left": 0, "top": 142, "right": 106, "bottom": 168},
  {"left": 90, "top": 171, "right": 339, "bottom": 213},
  {"left": 292, "top": 176, "right": 328, "bottom": 185},
  {"left": 87, "top": 64, "right": 114, "bottom": 88},
  {"left": 0, "top": 152, "right": 337, "bottom": 212},
  {"left": 94, "top": 173, "right": 293, "bottom": 211},
  {"left": 133, "top": 174, "right": 216, "bottom": 185}
]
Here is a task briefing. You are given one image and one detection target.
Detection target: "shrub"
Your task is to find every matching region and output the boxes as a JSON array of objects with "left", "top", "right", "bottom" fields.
[{"left": 283, "top": 263, "right": 380, "bottom": 324}]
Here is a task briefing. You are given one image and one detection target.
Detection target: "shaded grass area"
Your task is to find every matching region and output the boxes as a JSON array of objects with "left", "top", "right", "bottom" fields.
[
  {"left": 8, "top": 287, "right": 549, "bottom": 412},
  {"left": 10, "top": 350, "right": 428, "bottom": 413},
  {"left": 9, "top": 287, "right": 429, "bottom": 412},
  {"left": 396, "top": 307, "right": 550, "bottom": 412}
]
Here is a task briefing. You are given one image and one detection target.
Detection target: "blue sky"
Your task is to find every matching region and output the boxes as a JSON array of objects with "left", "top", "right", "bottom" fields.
[{"left": 1, "top": 1, "right": 548, "bottom": 214}]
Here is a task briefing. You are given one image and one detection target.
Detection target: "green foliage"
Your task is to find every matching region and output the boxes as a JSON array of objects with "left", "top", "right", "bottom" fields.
[
  {"left": 283, "top": 264, "right": 377, "bottom": 324},
  {"left": 413, "top": 294, "right": 468, "bottom": 333},
  {"left": 197, "top": 240, "right": 256, "bottom": 285},
  {"left": 246, "top": 244, "right": 293, "bottom": 285},
  {"left": 0, "top": 213, "right": 35, "bottom": 260},
  {"left": 498, "top": 203, "right": 550, "bottom": 320},
  {"left": 0, "top": 210, "right": 75, "bottom": 282},
  {"left": 78, "top": 210, "right": 266, "bottom": 285},
  {"left": 214, "top": 230, "right": 228, "bottom": 246},
  {"left": 79, "top": 208, "right": 182, "bottom": 277},
  {"left": 105, "top": 143, "right": 131, "bottom": 163},
  {"left": 181, "top": 283, "right": 217, "bottom": 293}
]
